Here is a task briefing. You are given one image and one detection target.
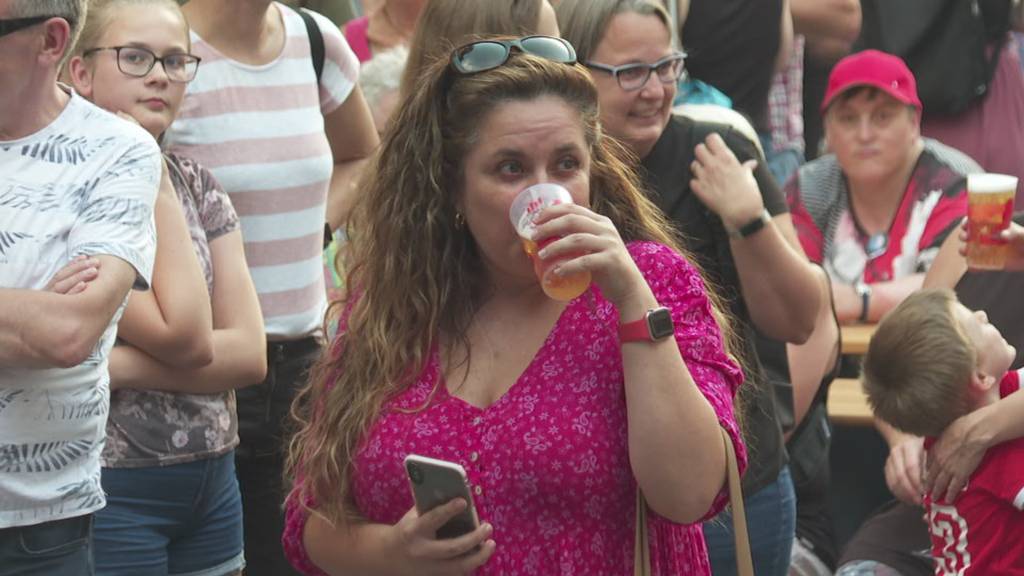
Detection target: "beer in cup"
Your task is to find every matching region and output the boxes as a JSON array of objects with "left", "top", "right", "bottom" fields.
[
  {"left": 966, "top": 173, "right": 1017, "bottom": 270},
  {"left": 508, "top": 183, "right": 592, "bottom": 301}
]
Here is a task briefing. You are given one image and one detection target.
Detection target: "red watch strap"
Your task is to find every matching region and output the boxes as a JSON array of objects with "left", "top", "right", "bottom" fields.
[{"left": 619, "top": 315, "right": 651, "bottom": 342}]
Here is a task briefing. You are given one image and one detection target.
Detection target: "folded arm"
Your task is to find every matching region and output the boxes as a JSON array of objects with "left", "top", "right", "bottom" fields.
[
  {"left": 115, "top": 169, "right": 213, "bottom": 367},
  {"left": 0, "top": 255, "right": 137, "bottom": 369},
  {"left": 110, "top": 231, "right": 266, "bottom": 393}
]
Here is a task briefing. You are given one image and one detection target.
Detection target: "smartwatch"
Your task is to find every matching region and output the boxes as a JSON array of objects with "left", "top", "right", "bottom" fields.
[{"left": 619, "top": 307, "right": 675, "bottom": 343}]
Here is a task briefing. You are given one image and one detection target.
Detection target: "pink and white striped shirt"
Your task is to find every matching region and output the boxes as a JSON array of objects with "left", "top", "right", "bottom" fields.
[{"left": 164, "top": 3, "right": 358, "bottom": 339}]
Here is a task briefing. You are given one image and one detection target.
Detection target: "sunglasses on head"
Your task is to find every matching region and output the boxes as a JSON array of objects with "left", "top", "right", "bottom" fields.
[{"left": 449, "top": 36, "right": 577, "bottom": 75}]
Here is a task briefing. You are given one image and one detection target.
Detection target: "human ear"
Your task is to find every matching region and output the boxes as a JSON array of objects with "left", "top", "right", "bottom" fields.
[
  {"left": 970, "top": 369, "right": 997, "bottom": 394},
  {"left": 67, "top": 56, "right": 95, "bottom": 99},
  {"left": 39, "top": 18, "right": 72, "bottom": 68}
]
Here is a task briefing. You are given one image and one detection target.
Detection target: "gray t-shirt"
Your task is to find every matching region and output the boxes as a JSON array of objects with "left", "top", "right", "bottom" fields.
[{"left": 102, "top": 152, "right": 241, "bottom": 468}]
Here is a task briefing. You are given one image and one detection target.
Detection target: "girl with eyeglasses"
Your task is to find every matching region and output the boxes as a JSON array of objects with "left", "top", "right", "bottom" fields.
[
  {"left": 65, "top": 1, "right": 265, "bottom": 574},
  {"left": 556, "top": 2, "right": 826, "bottom": 576}
]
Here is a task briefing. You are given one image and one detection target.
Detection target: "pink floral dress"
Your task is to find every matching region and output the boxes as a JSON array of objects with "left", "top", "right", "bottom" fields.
[{"left": 283, "top": 242, "right": 746, "bottom": 575}]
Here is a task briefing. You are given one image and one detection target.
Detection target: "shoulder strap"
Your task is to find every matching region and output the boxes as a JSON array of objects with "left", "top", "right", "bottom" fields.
[{"left": 295, "top": 7, "right": 325, "bottom": 82}]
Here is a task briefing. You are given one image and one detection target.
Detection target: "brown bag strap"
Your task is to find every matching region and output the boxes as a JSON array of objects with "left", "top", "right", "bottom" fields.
[
  {"left": 634, "top": 428, "right": 752, "bottom": 576},
  {"left": 723, "top": 427, "right": 754, "bottom": 575}
]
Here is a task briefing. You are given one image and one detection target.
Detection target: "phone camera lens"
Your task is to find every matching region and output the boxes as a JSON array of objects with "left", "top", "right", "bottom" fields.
[{"left": 407, "top": 463, "right": 423, "bottom": 485}]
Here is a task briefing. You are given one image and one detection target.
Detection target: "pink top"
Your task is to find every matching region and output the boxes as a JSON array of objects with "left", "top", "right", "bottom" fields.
[
  {"left": 343, "top": 16, "right": 372, "bottom": 62},
  {"left": 283, "top": 242, "right": 746, "bottom": 575}
]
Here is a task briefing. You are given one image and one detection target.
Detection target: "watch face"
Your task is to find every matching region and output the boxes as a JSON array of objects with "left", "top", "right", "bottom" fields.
[{"left": 647, "top": 308, "right": 675, "bottom": 340}]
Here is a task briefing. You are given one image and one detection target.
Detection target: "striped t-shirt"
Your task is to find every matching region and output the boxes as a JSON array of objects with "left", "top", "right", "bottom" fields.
[{"left": 164, "top": 4, "right": 358, "bottom": 339}]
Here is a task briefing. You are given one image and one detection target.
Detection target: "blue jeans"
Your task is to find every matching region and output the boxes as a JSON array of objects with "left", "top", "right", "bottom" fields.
[
  {"left": 704, "top": 465, "right": 797, "bottom": 576},
  {"left": 0, "top": 514, "right": 94, "bottom": 576},
  {"left": 94, "top": 451, "right": 244, "bottom": 576}
]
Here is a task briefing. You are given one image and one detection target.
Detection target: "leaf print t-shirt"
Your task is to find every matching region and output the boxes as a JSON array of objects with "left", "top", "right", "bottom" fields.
[
  {"left": 283, "top": 242, "right": 747, "bottom": 576},
  {"left": 0, "top": 90, "right": 160, "bottom": 528},
  {"left": 103, "top": 153, "right": 241, "bottom": 468}
]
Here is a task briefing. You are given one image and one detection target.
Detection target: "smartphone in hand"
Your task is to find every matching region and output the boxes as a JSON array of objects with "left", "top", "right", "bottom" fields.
[{"left": 404, "top": 454, "right": 480, "bottom": 539}]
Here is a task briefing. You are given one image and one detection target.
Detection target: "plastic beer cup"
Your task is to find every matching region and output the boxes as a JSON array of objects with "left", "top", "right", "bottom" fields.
[
  {"left": 508, "top": 183, "right": 592, "bottom": 301},
  {"left": 966, "top": 173, "right": 1017, "bottom": 270}
]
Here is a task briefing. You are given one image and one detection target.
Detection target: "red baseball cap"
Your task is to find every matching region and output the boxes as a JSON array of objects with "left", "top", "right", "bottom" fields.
[{"left": 820, "top": 49, "right": 922, "bottom": 114}]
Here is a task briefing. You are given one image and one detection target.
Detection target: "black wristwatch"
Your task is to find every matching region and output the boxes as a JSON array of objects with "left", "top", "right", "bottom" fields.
[
  {"left": 855, "top": 281, "right": 872, "bottom": 323},
  {"left": 727, "top": 209, "right": 771, "bottom": 239}
]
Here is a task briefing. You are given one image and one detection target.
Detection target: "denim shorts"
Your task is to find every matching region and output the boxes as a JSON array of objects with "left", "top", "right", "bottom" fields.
[
  {"left": 0, "top": 514, "right": 94, "bottom": 576},
  {"left": 94, "top": 451, "right": 244, "bottom": 576}
]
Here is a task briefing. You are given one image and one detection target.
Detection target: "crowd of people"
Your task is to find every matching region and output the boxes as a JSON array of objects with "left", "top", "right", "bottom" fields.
[{"left": 2, "top": 0, "right": 1024, "bottom": 575}]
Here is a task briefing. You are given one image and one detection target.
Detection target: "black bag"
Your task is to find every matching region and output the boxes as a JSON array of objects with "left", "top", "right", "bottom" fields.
[{"left": 856, "top": 0, "right": 1011, "bottom": 115}]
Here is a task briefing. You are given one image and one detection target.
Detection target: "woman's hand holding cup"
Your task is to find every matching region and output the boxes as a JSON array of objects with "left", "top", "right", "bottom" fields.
[{"left": 530, "top": 205, "right": 649, "bottom": 312}]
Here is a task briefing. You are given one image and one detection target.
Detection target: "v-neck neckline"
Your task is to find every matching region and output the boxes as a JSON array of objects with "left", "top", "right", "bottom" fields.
[{"left": 433, "top": 291, "right": 585, "bottom": 413}]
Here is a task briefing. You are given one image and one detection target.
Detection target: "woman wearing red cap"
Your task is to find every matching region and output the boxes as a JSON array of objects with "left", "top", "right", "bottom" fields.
[{"left": 786, "top": 50, "right": 976, "bottom": 327}]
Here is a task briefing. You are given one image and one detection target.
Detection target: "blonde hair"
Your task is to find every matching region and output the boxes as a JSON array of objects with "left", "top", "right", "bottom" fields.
[
  {"left": 287, "top": 50, "right": 736, "bottom": 524},
  {"left": 400, "top": 0, "right": 544, "bottom": 99},
  {"left": 862, "top": 288, "right": 975, "bottom": 437},
  {"left": 10, "top": 0, "right": 87, "bottom": 67},
  {"left": 555, "top": 0, "right": 673, "bottom": 63},
  {"left": 73, "top": 0, "right": 188, "bottom": 58}
]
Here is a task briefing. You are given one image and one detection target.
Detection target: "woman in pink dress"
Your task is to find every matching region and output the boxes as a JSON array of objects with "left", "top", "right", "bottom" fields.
[{"left": 282, "top": 39, "right": 746, "bottom": 575}]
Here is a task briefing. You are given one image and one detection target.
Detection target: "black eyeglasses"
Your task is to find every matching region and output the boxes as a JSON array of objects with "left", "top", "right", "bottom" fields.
[
  {"left": 585, "top": 53, "right": 687, "bottom": 91},
  {"left": 0, "top": 16, "right": 70, "bottom": 38},
  {"left": 450, "top": 36, "right": 577, "bottom": 75},
  {"left": 83, "top": 46, "right": 201, "bottom": 83}
]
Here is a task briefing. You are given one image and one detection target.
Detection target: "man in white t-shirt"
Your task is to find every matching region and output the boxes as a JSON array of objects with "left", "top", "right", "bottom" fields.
[{"left": 0, "top": 1, "right": 160, "bottom": 573}]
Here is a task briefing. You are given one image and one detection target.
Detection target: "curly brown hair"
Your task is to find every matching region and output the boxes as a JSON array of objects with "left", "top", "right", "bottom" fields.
[{"left": 286, "top": 49, "right": 735, "bottom": 525}]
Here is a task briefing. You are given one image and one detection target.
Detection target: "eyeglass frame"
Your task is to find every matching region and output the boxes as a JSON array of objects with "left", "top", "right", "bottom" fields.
[
  {"left": 0, "top": 16, "right": 74, "bottom": 39},
  {"left": 585, "top": 52, "right": 688, "bottom": 91},
  {"left": 82, "top": 45, "right": 201, "bottom": 83},
  {"left": 449, "top": 35, "right": 577, "bottom": 75}
]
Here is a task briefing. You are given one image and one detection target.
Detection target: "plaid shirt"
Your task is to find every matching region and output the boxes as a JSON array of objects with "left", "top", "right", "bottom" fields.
[{"left": 767, "top": 36, "right": 805, "bottom": 155}]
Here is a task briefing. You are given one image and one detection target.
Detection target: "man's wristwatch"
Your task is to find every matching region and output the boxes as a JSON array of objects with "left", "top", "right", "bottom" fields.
[
  {"left": 619, "top": 307, "right": 675, "bottom": 343},
  {"left": 727, "top": 209, "right": 772, "bottom": 239},
  {"left": 854, "top": 281, "right": 872, "bottom": 323}
]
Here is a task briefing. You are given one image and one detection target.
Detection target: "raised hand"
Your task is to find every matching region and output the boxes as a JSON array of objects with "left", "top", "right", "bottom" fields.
[
  {"left": 688, "top": 132, "right": 765, "bottom": 232},
  {"left": 532, "top": 203, "right": 650, "bottom": 310}
]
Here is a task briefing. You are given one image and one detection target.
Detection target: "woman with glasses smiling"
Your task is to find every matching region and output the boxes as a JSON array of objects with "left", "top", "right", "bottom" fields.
[
  {"left": 282, "top": 37, "right": 746, "bottom": 575},
  {"left": 557, "top": 2, "right": 825, "bottom": 576},
  {"left": 66, "top": 1, "right": 266, "bottom": 574}
]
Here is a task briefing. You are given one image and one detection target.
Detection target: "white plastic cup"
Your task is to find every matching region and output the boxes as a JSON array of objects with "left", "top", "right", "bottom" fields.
[
  {"left": 508, "top": 183, "right": 591, "bottom": 300},
  {"left": 966, "top": 173, "right": 1017, "bottom": 270}
]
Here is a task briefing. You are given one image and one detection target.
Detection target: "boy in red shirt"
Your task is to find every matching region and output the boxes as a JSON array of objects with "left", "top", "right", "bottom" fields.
[{"left": 862, "top": 288, "right": 1024, "bottom": 575}]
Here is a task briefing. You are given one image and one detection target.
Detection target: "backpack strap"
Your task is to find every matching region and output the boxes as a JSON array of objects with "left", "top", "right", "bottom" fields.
[{"left": 295, "top": 7, "right": 325, "bottom": 82}]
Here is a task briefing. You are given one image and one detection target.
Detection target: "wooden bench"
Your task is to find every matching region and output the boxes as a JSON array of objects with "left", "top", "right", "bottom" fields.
[
  {"left": 840, "top": 323, "right": 876, "bottom": 356},
  {"left": 827, "top": 377, "right": 874, "bottom": 426}
]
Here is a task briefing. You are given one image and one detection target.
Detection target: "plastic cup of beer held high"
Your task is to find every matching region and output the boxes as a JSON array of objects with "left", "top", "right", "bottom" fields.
[
  {"left": 966, "top": 173, "right": 1018, "bottom": 270},
  {"left": 508, "top": 183, "right": 592, "bottom": 301}
]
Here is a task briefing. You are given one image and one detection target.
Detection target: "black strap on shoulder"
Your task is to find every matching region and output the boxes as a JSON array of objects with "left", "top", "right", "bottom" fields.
[{"left": 295, "top": 7, "right": 325, "bottom": 82}]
